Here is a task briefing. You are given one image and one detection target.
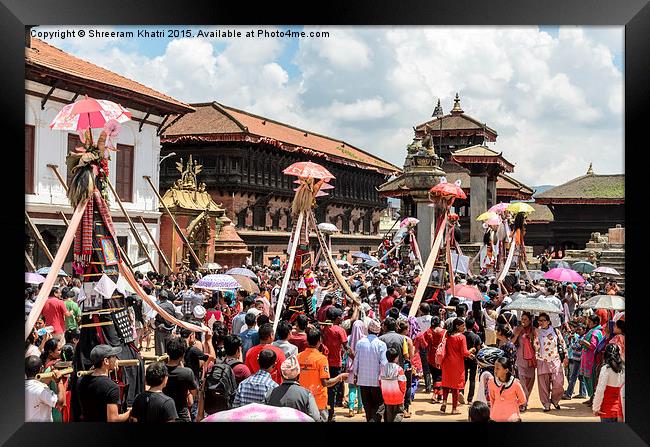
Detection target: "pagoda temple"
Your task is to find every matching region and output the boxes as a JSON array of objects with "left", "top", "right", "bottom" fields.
[
  {"left": 379, "top": 94, "right": 533, "bottom": 244},
  {"left": 158, "top": 156, "right": 250, "bottom": 270}
]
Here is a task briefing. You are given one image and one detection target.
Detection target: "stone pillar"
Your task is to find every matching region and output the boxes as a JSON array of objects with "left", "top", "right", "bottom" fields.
[
  {"left": 487, "top": 176, "right": 497, "bottom": 209},
  {"left": 469, "top": 172, "right": 488, "bottom": 243},
  {"left": 416, "top": 200, "right": 435, "bottom": 261}
]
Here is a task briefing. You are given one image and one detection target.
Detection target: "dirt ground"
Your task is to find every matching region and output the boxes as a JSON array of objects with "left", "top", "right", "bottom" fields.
[{"left": 334, "top": 374, "right": 600, "bottom": 422}]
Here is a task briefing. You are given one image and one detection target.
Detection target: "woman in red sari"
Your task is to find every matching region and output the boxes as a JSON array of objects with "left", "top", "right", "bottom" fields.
[{"left": 440, "top": 318, "right": 477, "bottom": 414}]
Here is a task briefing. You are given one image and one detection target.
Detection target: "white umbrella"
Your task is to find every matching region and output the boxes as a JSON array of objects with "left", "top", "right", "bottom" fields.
[
  {"left": 502, "top": 296, "right": 563, "bottom": 314},
  {"left": 593, "top": 266, "right": 621, "bottom": 276},
  {"left": 580, "top": 294, "right": 625, "bottom": 311},
  {"left": 317, "top": 222, "right": 339, "bottom": 234}
]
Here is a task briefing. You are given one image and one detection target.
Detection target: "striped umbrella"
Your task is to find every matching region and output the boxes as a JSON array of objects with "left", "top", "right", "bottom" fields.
[
  {"left": 194, "top": 274, "right": 240, "bottom": 290},
  {"left": 225, "top": 267, "right": 257, "bottom": 279}
]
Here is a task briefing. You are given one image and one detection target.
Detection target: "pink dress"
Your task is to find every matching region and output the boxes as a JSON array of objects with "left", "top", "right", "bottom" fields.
[{"left": 487, "top": 378, "right": 527, "bottom": 422}]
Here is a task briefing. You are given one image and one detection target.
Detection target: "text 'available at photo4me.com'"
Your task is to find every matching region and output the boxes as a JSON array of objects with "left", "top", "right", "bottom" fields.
[{"left": 30, "top": 27, "right": 331, "bottom": 40}]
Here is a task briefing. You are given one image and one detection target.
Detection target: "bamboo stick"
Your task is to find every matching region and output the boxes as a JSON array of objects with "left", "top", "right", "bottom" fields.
[
  {"left": 104, "top": 177, "right": 158, "bottom": 274},
  {"left": 36, "top": 367, "right": 73, "bottom": 380},
  {"left": 142, "top": 175, "right": 202, "bottom": 267},
  {"left": 138, "top": 215, "right": 173, "bottom": 273},
  {"left": 46, "top": 164, "right": 68, "bottom": 193},
  {"left": 25, "top": 251, "right": 36, "bottom": 272},
  {"left": 408, "top": 214, "right": 448, "bottom": 318},
  {"left": 273, "top": 211, "right": 304, "bottom": 333},
  {"left": 26, "top": 199, "right": 89, "bottom": 340},
  {"left": 25, "top": 211, "right": 54, "bottom": 263},
  {"left": 142, "top": 354, "right": 169, "bottom": 363},
  {"left": 78, "top": 321, "right": 114, "bottom": 329}
]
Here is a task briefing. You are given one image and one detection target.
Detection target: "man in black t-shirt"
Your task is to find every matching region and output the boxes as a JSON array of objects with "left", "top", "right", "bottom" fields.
[
  {"left": 77, "top": 345, "right": 131, "bottom": 422},
  {"left": 462, "top": 317, "right": 483, "bottom": 404},
  {"left": 162, "top": 336, "right": 198, "bottom": 422},
  {"left": 180, "top": 328, "right": 215, "bottom": 384},
  {"left": 131, "top": 361, "right": 178, "bottom": 423}
]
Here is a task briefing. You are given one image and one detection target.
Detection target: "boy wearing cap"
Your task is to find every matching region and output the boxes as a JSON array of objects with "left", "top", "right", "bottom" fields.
[
  {"left": 265, "top": 356, "right": 321, "bottom": 422},
  {"left": 77, "top": 344, "right": 131, "bottom": 422}
]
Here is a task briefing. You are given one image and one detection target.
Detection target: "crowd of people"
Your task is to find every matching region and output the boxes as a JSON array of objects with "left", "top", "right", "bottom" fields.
[{"left": 25, "top": 254, "right": 625, "bottom": 423}]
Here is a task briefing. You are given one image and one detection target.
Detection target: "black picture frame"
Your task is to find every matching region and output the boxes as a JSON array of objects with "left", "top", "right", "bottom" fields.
[
  {"left": 429, "top": 266, "right": 446, "bottom": 288},
  {"left": 6, "top": 0, "right": 648, "bottom": 445}
]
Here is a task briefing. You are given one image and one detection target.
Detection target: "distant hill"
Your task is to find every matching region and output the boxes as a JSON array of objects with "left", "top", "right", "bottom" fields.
[{"left": 532, "top": 185, "right": 555, "bottom": 197}]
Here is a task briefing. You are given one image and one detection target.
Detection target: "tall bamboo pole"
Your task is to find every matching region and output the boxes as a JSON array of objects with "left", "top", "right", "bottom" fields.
[
  {"left": 142, "top": 175, "right": 202, "bottom": 268},
  {"left": 138, "top": 215, "right": 173, "bottom": 273},
  {"left": 104, "top": 177, "right": 158, "bottom": 274},
  {"left": 25, "top": 251, "right": 36, "bottom": 271},
  {"left": 273, "top": 211, "right": 304, "bottom": 333}
]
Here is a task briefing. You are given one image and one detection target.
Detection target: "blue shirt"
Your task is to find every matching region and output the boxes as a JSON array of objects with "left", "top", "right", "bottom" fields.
[
  {"left": 351, "top": 334, "right": 388, "bottom": 387},
  {"left": 240, "top": 328, "right": 259, "bottom": 359},
  {"left": 233, "top": 370, "right": 278, "bottom": 407}
]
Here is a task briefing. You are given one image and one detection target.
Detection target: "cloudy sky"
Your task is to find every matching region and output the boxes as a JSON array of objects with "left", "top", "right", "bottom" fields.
[{"left": 35, "top": 25, "right": 624, "bottom": 186}]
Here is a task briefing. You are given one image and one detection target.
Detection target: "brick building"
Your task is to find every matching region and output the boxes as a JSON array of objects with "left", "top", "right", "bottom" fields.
[{"left": 160, "top": 102, "right": 401, "bottom": 265}]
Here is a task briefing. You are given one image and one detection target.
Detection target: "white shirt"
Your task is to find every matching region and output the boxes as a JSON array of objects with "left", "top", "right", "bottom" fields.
[
  {"left": 25, "top": 379, "right": 57, "bottom": 422},
  {"left": 593, "top": 365, "right": 625, "bottom": 414},
  {"left": 542, "top": 295, "right": 563, "bottom": 328},
  {"left": 25, "top": 344, "right": 40, "bottom": 358}
]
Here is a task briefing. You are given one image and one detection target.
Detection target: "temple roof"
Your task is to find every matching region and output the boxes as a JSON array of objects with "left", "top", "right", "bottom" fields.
[
  {"left": 162, "top": 102, "right": 401, "bottom": 175},
  {"left": 26, "top": 38, "right": 193, "bottom": 115},
  {"left": 527, "top": 202, "right": 555, "bottom": 223},
  {"left": 535, "top": 168, "right": 624, "bottom": 205},
  {"left": 451, "top": 145, "right": 515, "bottom": 172},
  {"left": 378, "top": 171, "right": 533, "bottom": 200}
]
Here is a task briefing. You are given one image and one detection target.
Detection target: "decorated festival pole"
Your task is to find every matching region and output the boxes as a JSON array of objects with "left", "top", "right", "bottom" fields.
[
  {"left": 272, "top": 211, "right": 304, "bottom": 333},
  {"left": 409, "top": 178, "right": 466, "bottom": 318}
]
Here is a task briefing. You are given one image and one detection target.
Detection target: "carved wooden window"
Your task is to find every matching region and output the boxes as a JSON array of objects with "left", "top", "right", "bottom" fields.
[
  {"left": 66, "top": 134, "right": 82, "bottom": 185},
  {"left": 115, "top": 144, "right": 134, "bottom": 202},
  {"left": 363, "top": 213, "right": 371, "bottom": 234},
  {"left": 253, "top": 205, "right": 266, "bottom": 230},
  {"left": 25, "top": 125, "right": 35, "bottom": 194}
]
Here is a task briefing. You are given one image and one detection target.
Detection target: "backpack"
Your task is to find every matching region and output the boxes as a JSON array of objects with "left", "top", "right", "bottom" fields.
[
  {"left": 435, "top": 330, "right": 447, "bottom": 368},
  {"left": 203, "top": 359, "right": 239, "bottom": 415}
]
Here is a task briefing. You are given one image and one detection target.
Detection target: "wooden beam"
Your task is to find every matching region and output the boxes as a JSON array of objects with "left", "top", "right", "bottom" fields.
[
  {"left": 25, "top": 211, "right": 54, "bottom": 263},
  {"left": 138, "top": 215, "right": 173, "bottom": 274},
  {"left": 70, "top": 92, "right": 79, "bottom": 103},
  {"left": 139, "top": 112, "right": 151, "bottom": 133},
  {"left": 156, "top": 114, "right": 170, "bottom": 136},
  {"left": 158, "top": 113, "right": 183, "bottom": 136},
  {"left": 104, "top": 177, "right": 158, "bottom": 274},
  {"left": 142, "top": 175, "right": 202, "bottom": 267},
  {"left": 47, "top": 164, "right": 68, "bottom": 193},
  {"left": 41, "top": 84, "right": 56, "bottom": 110},
  {"left": 25, "top": 251, "right": 36, "bottom": 272}
]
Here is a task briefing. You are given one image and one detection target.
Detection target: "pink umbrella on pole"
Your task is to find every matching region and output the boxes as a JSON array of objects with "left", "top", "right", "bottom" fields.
[
  {"left": 283, "top": 161, "right": 335, "bottom": 180},
  {"left": 446, "top": 284, "right": 483, "bottom": 301},
  {"left": 543, "top": 268, "right": 585, "bottom": 283},
  {"left": 49, "top": 97, "right": 132, "bottom": 131}
]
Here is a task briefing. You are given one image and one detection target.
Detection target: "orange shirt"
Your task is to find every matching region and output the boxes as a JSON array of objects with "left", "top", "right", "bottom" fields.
[{"left": 297, "top": 347, "right": 330, "bottom": 410}]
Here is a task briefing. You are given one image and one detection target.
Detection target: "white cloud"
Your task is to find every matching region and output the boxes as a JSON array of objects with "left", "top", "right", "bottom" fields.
[{"left": 46, "top": 26, "right": 623, "bottom": 186}]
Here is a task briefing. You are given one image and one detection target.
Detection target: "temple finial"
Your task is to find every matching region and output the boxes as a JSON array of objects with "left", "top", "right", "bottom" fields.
[
  {"left": 451, "top": 92, "right": 464, "bottom": 114},
  {"left": 432, "top": 98, "right": 444, "bottom": 118},
  {"left": 587, "top": 162, "right": 594, "bottom": 175}
]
